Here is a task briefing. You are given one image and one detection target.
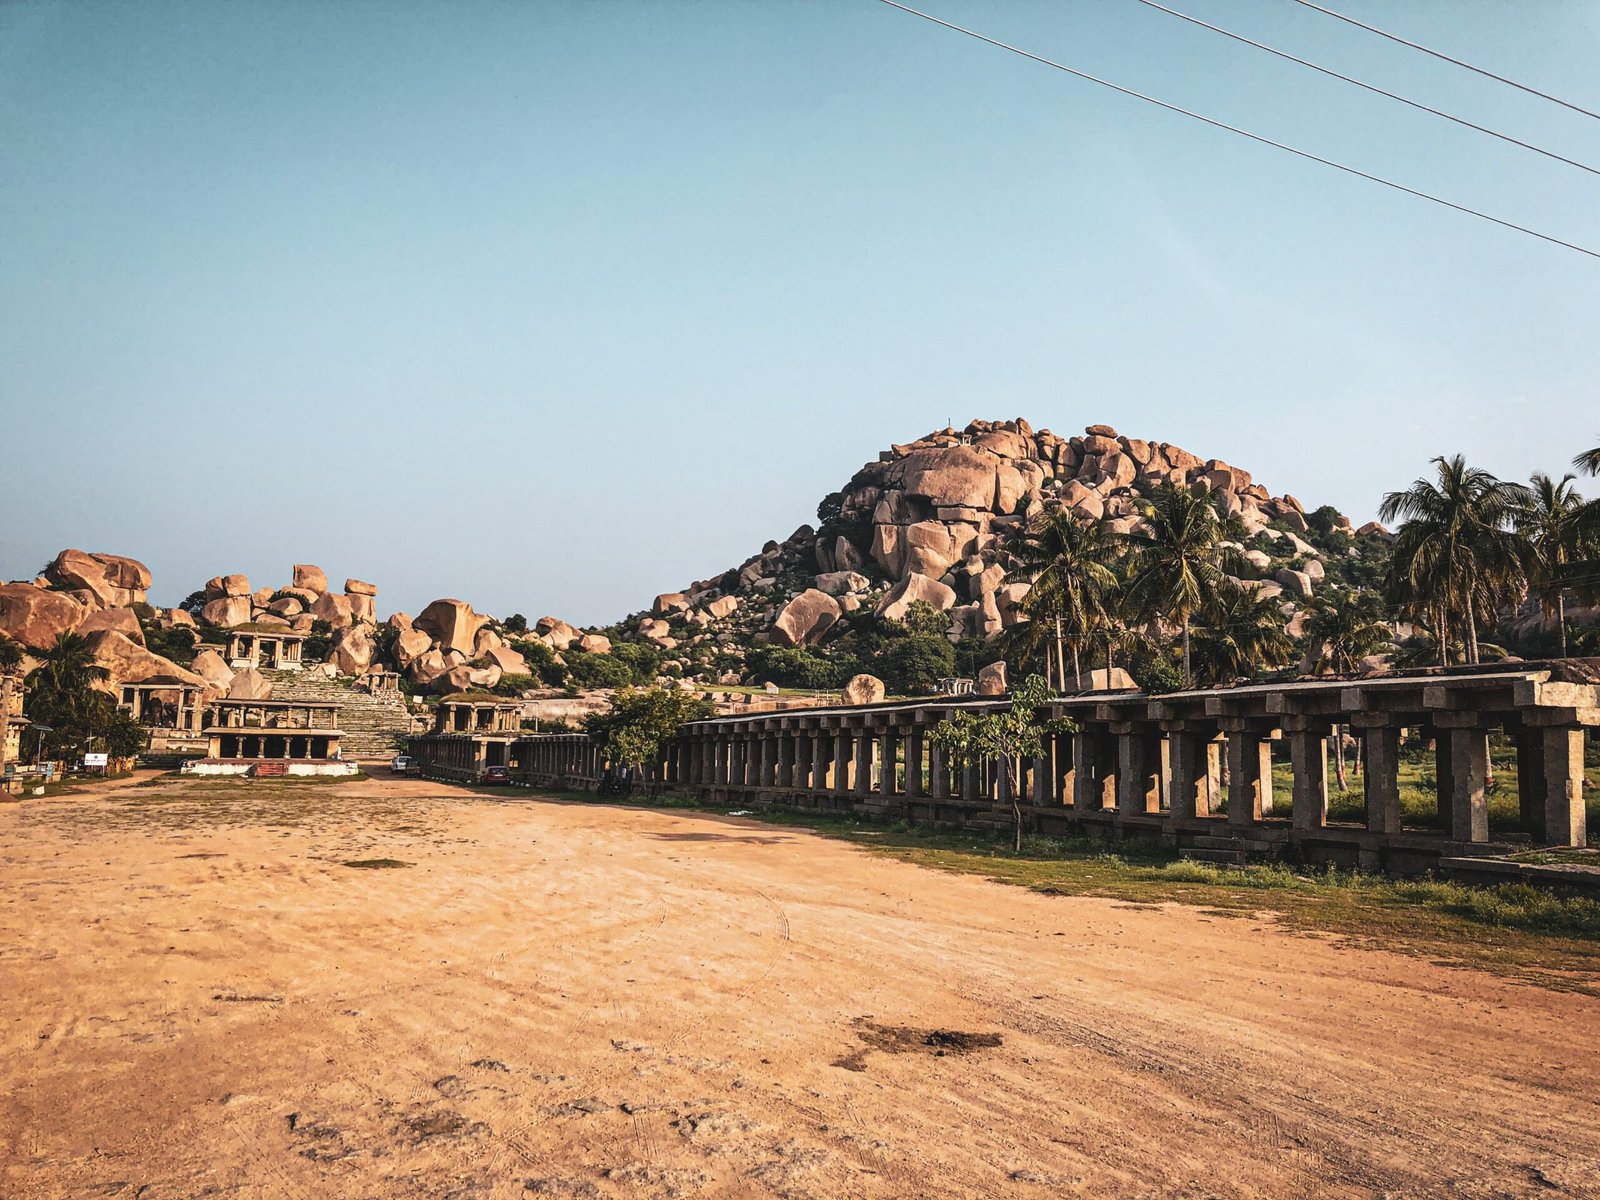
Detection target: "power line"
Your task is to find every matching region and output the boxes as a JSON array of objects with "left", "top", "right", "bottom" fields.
[
  {"left": 1285, "top": 0, "right": 1600, "bottom": 122},
  {"left": 873, "top": 0, "right": 1600, "bottom": 261},
  {"left": 1130, "top": 0, "right": 1600, "bottom": 177}
]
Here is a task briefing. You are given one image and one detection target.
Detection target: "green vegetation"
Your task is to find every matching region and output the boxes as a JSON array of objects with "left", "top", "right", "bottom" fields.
[
  {"left": 22, "top": 632, "right": 148, "bottom": 761},
  {"left": 582, "top": 685, "right": 713, "bottom": 768}
]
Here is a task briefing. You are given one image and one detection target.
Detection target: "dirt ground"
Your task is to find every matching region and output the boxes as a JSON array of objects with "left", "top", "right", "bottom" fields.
[{"left": 2, "top": 772, "right": 1598, "bottom": 1199}]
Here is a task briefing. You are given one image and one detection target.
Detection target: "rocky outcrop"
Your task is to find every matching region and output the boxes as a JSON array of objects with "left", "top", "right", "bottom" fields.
[
  {"left": 293, "top": 564, "right": 329, "bottom": 593},
  {"left": 226, "top": 667, "right": 272, "bottom": 700},
  {"left": 415, "top": 599, "right": 488, "bottom": 657},
  {"left": 0, "top": 584, "right": 85, "bottom": 650},
  {"left": 772, "top": 590, "right": 842, "bottom": 647},
  {"left": 977, "top": 661, "right": 1008, "bottom": 696},
  {"left": 45, "top": 550, "right": 151, "bottom": 608},
  {"left": 841, "top": 673, "right": 885, "bottom": 705},
  {"left": 875, "top": 573, "right": 956, "bottom": 623},
  {"left": 190, "top": 648, "right": 234, "bottom": 692},
  {"left": 77, "top": 606, "right": 144, "bottom": 644},
  {"left": 82, "top": 630, "right": 208, "bottom": 691}
]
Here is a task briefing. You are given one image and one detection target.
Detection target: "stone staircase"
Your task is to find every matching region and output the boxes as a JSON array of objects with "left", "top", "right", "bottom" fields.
[
  {"left": 260, "top": 670, "right": 414, "bottom": 760},
  {"left": 1179, "top": 834, "right": 1247, "bottom": 867}
]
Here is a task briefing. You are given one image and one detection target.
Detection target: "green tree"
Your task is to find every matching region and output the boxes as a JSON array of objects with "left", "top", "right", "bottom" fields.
[
  {"left": 928, "top": 675, "right": 1074, "bottom": 852},
  {"left": 879, "top": 635, "right": 955, "bottom": 695},
  {"left": 1515, "top": 472, "right": 1589, "bottom": 657},
  {"left": 1006, "top": 507, "right": 1120, "bottom": 687},
  {"left": 583, "top": 686, "right": 713, "bottom": 771},
  {"left": 1302, "top": 590, "right": 1393, "bottom": 675},
  {"left": 1188, "top": 582, "right": 1295, "bottom": 685},
  {"left": 23, "top": 632, "right": 148, "bottom": 762},
  {"left": 1379, "top": 455, "right": 1529, "bottom": 665},
  {"left": 1122, "top": 483, "right": 1238, "bottom": 686},
  {"left": 0, "top": 635, "right": 23, "bottom": 673},
  {"left": 1575, "top": 441, "right": 1600, "bottom": 478}
]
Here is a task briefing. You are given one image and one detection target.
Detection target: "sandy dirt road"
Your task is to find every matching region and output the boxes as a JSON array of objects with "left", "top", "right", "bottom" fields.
[{"left": 2, "top": 772, "right": 1597, "bottom": 1199}]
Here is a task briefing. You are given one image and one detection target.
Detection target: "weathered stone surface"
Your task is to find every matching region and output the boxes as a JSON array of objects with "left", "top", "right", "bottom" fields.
[
  {"left": 45, "top": 550, "right": 152, "bottom": 608},
  {"left": 268, "top": 596, "right": 304, "bottom": 618},
  {"left": 206, "top": 574, "right": 252, "bottom": 600},
  {"left": 973, "top": 429, "right": 1033, "bottom": 459},
  {"left": 282, "top": 587, "right": 321, "bottom": 606},
  {"left": 841, "top": 673, "right": 885, "bottom": 706},
  {"left": 772, "top": 589, "right": 841, "bottom": 647},
  {"left": 1240, "top": 549, "right": 1272, "bottom": 572},
  {"left": 252, "top": 613, "right": 290, "bottom": 629},
  {"left": 394, "top": 628, "right": 433, "bottom": 668},
  {"left": 976, "top": 660, "right": 1008, "bottom": 695},
  {"left": 190, "top": 648, "right": 233, "bottom": 692},
  {"left": 0, "top": 584, "right": 85, "bottom": 650},
  {"left": 996, "top": 582, "right": 1031, "bottom": 625},
  {"left": 833, "top": 538, "right": 866, "bottom": 573},
  {"left": 895, "top": 445, "right": 999, "bottom": 509},
  {"left": 344, "top": 578, "right": 378, "bottom": 597},
  {"left": 387, "top": 611, "right": 414, "bottom": 634},
  {"left": 435, "top": 663, "right": 503, "bottom": 695},
  {"left": 536, "top": 616, "right": 582, "bottom": 650},
  {"left": 408, "top": 649, "right": 451, "bottom": 686},
  {"left": 200, "top": 596, "right": 251, "bottom": 628},
  {"left": 415, "top": 599, "right": 486, "bottom": 655},
  {"left": 310, "top": 592, "right": 354, "bottom": 629},
  {"left": 653, "top": 592, "right": 690, "bottom": 615},
  {"left": 81, "top": 630, "right": 208, "bottom": 689},
  {"left": 226, "top": 667, "right": 273, "bottom": 701},
  {"left": 329, "top": 625, "right": 376, "bottom": 676},
  {"left": 1275, "top": 568, "right": 1314, "bottom": 599},
  {"left": 481, "top": 644, "right": 530, "bottom": 675},
  {"left": 814, "top": 571, "right": 869, "bottom": 596},
  {"left": 252, "top": 587, "right": 276, "bottom": 608},
  {"left": 876, "top": 573, "right": 956, "bottom": 622},
  {"left": 293, "top": 565, "right": 329, "bottom": 593},
  {"left": 1356, "top": 521, "right": 1394, "bottom": 542},
  {"left": 160, "top": 608, "right": 196, "bottom": 629},
  {"left": 1072, "top": 667, "right": 1136, "bottom": 691},
  {"left": 577, "top": 633, "right": 612, "bottom": 655},
  {"left": 706, "top": 595, "right": 738, "bottom": 620},
  {"left": 870, "top": 523, "right": 904, "bottom": 577}
]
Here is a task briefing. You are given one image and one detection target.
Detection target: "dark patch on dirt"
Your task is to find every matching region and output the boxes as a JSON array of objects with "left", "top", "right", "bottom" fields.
[
  {"left": 401, "top": 1108, "right": 483, "bottom": 1142},
  {"left": 832, "top": 1017, "right": 1003, "bottom": 1071},
  {"left": 176, "top": 852, "right": 226, "bottom": 859},
  {"left": 545, "top": 1096, "right": 613, "bottom": 1118},
  {"left": 213, "top": 992, "right": 282, "bottom": 1003},
  {"left": 470, "top": 1058, "right": 510, "bottom": 1072},
  {"left": 342, "top": 858, "right": 412, "bottom": 869}
]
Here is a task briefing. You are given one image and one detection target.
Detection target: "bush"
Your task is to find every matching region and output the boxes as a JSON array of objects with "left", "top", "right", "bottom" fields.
[
  {"left": 565, "top": 650, "right": 635, "bottom": 690},
  {"left": 877, "top": 634, "right": 955, "bottom": 695},
  {"left": 747, "top": 646, "right": 844, "bottom": 690},
  {"left": 610, "top": 641, "right": 663, "bottom": 684}
]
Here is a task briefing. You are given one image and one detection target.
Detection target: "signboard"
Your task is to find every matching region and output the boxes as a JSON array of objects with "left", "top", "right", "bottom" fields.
[{"left": 83, "top": 753, "right": 109, "bottom": 768}]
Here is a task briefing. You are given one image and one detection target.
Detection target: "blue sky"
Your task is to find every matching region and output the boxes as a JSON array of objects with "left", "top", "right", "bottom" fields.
[{"left": 3, "top": 0, "right": 1597, "bottom": 625}]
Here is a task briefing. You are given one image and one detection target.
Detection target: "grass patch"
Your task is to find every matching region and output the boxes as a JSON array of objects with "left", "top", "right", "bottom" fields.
[{"left": 586, "top": 790, "right": 1600, "bottom": 995}]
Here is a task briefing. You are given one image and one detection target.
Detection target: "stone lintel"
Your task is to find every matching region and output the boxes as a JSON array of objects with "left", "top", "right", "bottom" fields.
[
  {"left": 1429, "top": 711, "right": 1486, "bottom": 730},
  {"left": 1279, "top": 714, "right": 1334, "bottom": 735},
  {"left": 1216, "top": 716, "right": 1279, "bottom": 735},
  {"left": 1158, "top": 719, "right": 1213, "bottom": 735},
  {"left": 1347, "top": 711, "right": 1399, "bottom": 730},
  {"left": 1107, "top": 720, "right": 1153, "bottom": 736},
  {"left": 1519, "top": 707, "right": 1600, "bottom": 728}
]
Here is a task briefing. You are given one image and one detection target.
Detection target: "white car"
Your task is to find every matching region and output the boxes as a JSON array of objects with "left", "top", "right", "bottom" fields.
[{"left": 390, "top": 754, "right": 417, "bottom": 775}]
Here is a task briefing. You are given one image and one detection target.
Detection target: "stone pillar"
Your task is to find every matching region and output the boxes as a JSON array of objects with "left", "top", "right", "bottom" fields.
[
  {"left": 879, "top": 728, "right": 897, "bottom": 798},
  {"left": 905, "top": 730, "right": 924, "bottom": 798},
  {"left": 1072, "top": 732, "right": 1100, "bottom": 810},
  {"left": 853, "top": 727, "right": 873, "bottom": 796},
  {"left": 1436, "top": 723, "right": 1488, "bottom": 843},
  {"left": 1225, "top": 729, "right": 1268, "bottom": 826},
  {"left": 1287, "top": 724, "right": 1329, "bottom": 832},
  {"left": 1166, "top": 731, "right": 1208, "bottom": 821},
  {"left": 771, "top": 735, "right": 788, "bottom": 788},
  {"left": 833, "top": 729, "right": 851, "bottom": 792},
  {"left": 754, "top": 735, "right": 770, "bottom": 788},
  {"left": 961, "top": 758, "right": 981, "bottom": 802},
  {"left": 1115, "top": 729, "right": 1160, "bottom": 815},
  {"left": 1529, "top": 726, "right": 1586, "bottom": 847},
  {"left": 1359, "top": 721, "right": 1401, "bottom": 835},
  {"left": 929, "top": 742, "right": 949, "bottom": 799}
]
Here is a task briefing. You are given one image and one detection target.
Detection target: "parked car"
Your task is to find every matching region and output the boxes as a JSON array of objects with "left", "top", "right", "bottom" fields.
[
  {"left": 481, "top": 765, "right": 511, "bottom": 785},
  {"left": 390, "top": 754, "right": 416, "bottom": 775}
]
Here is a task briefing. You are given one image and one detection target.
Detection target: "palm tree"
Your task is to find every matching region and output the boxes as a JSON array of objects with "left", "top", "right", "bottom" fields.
[
  {"left": 1575, "top": 441, "right": 1600, "bottom": 478},
  {"left": 1122, "top": 483, "right": 1238, "bottom": 686},
  {"left": 24, "top": 632, "right": 113, "bottom": 758},
  {"left": 1302, "top": 589, "right": 1393, "bottom": 675},
  {"left": 1188, "top": 582, "right": 1296, "bottom": 685},
  {"left": 1379, "top": 456, "right": 1529, "bottom": 665},
  {"left": 1515, "top": 473, "right": 1587, "bottom": 656},
  {"left": 1006, "top": 507, "right": 1121, "bottom": 688}
]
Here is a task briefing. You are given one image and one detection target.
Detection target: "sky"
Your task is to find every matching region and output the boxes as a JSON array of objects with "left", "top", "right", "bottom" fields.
[{"left": 3, "top": 0, "right": 1598, "bottom": 626}]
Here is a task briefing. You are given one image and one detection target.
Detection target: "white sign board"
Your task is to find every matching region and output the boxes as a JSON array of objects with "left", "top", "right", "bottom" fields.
[{"left": 83, "top": 752, "right": 109, "bottom": 768}]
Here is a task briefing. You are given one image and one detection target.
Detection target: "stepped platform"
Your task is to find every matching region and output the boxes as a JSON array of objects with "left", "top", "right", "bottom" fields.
[{"left": 260, "top": 670, "right": 413, "bottom": 760}]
